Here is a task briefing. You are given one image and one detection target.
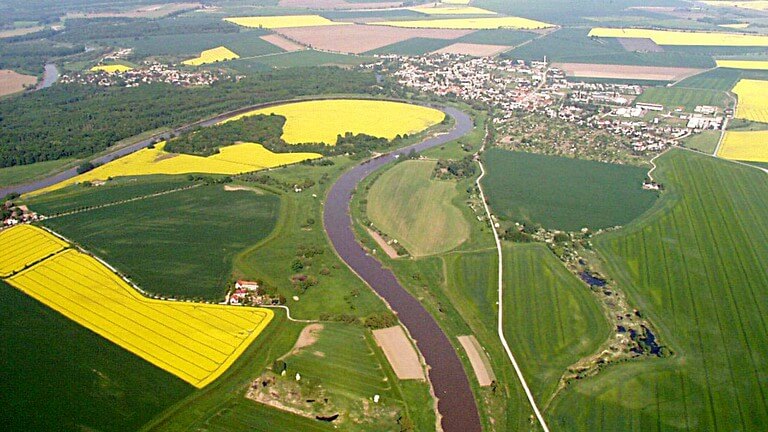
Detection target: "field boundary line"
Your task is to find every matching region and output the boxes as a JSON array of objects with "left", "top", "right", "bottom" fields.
[
  {"left": 474, "top": 129, "right": 551, "bottom": 432},
  {"left": 677, "top": 145, "right": 768, "bottom": 174}
]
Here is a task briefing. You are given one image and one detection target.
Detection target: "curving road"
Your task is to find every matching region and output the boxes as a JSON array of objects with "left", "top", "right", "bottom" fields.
[{"left": 323, "top": 106, "right": 482, "bottom": 432}]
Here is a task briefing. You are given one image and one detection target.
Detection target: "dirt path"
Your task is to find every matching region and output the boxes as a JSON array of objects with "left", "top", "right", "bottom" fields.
[{"left": 365, "top": 227, "right": 400, "bottom": 259}]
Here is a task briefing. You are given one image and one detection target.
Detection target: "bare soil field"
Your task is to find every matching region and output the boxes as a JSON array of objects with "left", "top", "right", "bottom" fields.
[
  {"left": 223, "top": 185, "right": 263, "bottom": 194},
  {"left": 67, "top": 2, "right": 200, "bottom": 19},
  {"left": 366, "top": 227, "right": 400, "bottom": 259},
  {"left": 457, "top": 335, "right": 495, "bottom": 386},
  {"left": 285, "top": 324, "right": 323, "bottom": 357},
  {"left": 372, "top": 326, "right": 425, "bottom": 380},
  {"left": 433, "top": 42, "right": 511, "bottom": 56},
  {"left": 0, "top": 26, "right": 44, "bottom": 39},
  {"left": 275, "top": 24, "right": 474, "bottom": 54},
  {"left": 0, "top": 70, "right": 37, "bottom": 97},
  {"left": 553, "top": 62, "right": 704, "bottom": 81},
  {"left": 278, "top": 0, "right": 402, "bottom": 9},
  {"left": 618, "top": 37, "right": 664, "bottom": 52},
  {"left": 260, "top": 34, "right": 306, "bottom": 52}
]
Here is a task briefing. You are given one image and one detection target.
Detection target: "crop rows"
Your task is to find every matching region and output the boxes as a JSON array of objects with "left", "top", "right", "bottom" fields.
[{"left": 0, "top": 225, "right": 68, "bottom": 276}]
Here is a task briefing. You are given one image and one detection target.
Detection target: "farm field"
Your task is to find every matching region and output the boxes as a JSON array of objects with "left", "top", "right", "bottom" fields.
[
  {"left": 224, "top": 15, "right": 350, "bottom": 29},
  {"left": 260, "top": 34, "right": 304, "bottom": 52},
  {"left": 408, "top": 5, "right": 497, "bottom": 15},
  {"left": 457, "top": 29, "right": 535, "bottom": 46},
  {"left": 681, "top": 130, "right": 721, "bottom": 154},
  {"left": 553, "top": 63, "right": 703, "bottom": 81},
  {"left": 368, "top": 37, "right": 457, "bottom": 56},
  {"left": 244, "top": 50, "right": 374, "bottom": 68},
  {"left": 0, "top": 280, "right": 194, "bottom": 432},
  {"left": 732, "top": 79, "right": 768, "bottom": 122},
  {"left": 42, "top": 184, "right": 280, "bottom": 299},
  {"left": 716, "top": 59, "right": 768, "bottom": 70},
  {"left": 228, "top": 99, "right": 445, "bottom": 145},
  {"left": 0, "top": 225, "right": 67, "bottom": 277},
  {"left": 7, "top": 247, "right": 273, "bottom": 388},
  {"left": 182, "top": 46, "right": 239, "bottom": 66},
  {"left": 366, "top": 160, "right": 470, "bottom": 257},
  {"left": 99, "top": 30, "right": 283, "bottom": 59},
  {"left": 33, "top": 142, "right": 321, "bottom": 195},
  {"left": 550, "top": 149, "right": 768, "bottom": 430},
  {"left": 433, "top": 42, "right": 511, "bottom": 56},
  {"left": 0, "top": 69, "right": 36, "bottom": 97},
  {"left": 702, "top": 0, "right": 768, "bottom": 10},
  {"left": 718, "top": 130, "right": 768, "bottom": 162},
  {"left": 274, "top": 25, "right": 473, "bottom": 54},
  {"left": 589, "top": 27, "right": 768, "bottom": 46},
  {"left": 481, "top": 149, "right": 657, "bottom": 231},
  {"left": 90, "top": 64, "right": 133, "bottom": 73},
  {"left": 0, "top": 158, "right": 73, "bottom": 187},
  {"left": 371, "top": 16, "right": 554, "bottom": 30},
  {"left": 675, "top": 67, "right": 768, "bottom": 91},
  {"left": 636, "top": 87, "right": 731, "bottom": 111}
]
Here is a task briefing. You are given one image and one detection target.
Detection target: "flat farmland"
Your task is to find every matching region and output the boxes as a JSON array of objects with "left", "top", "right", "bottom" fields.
[
  {"left": 228, "top": 99, "right": 445, "bottom": 145},
  {"left": 0, "top": 225, "right": 68, "bottom": 277},
  {"left": 182, "top": 46, "right": 239, "bottom": 66},
  {"left": 481, "top": 149, "right": 657, "bottom": 231},
  {"left": 42, "top": 184, "right": 280, "bottom": 299},
  {"left": 277, "top": 0, "right": 401, "bottom": 9},
  {"left": 636, "top": 86, "right": 731, "bottom": 111},
  {"left": 550, "top": 149, "right": 768, "bottom": 430},
  {"left": 274, "top": 24, "right": 474, "bottom": 54},
  {"left": 371, "top": 16, "right": 554, "bottom": 30},
  {"left": 224, "top": 15, "right": 350, "bottom": 29},
  {"left": 260, "top": 34, "right": 305, "bottom": 52},
  {"left": 433, "top": 42, "right": 511, "bottom": 56},
  {"left": 408, "top": 5, "right": 497, "bottom": 15},
  {"left": 716, "top": 59, "right": 768, "bottom": 70},
  {"left": 7, "top": 247, "right": 273, "bottom": 388},
  {"left": 718, "top": 130, "right": 768, "bottom": 162},
  {"left": 366, "top": 160, "right": 470, "bottom": 257},
  {"left": 553, "top": 63, "right": 703, "bottom": 81},
  {"left": 0, "top": 69, "right": 36, "bottom": 97},
  {"left": 589, "top": 27, "right": 768, "bottom": 46},
  {"left": 733, "top": 79, "right": 768, "bottom": 123}
]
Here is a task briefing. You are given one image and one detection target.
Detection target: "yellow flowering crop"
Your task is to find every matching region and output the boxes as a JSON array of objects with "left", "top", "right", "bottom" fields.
[
  {"left": 408, "top": 6, "right": 497, "bottom": 15},
  {"left": 90, "top": 64, "right": 133, "bottom": 73},
  {"left": 372, "top": 16, "right": 553, "bottom": 30},
  {"left": 7, "top": 247, "right": 273, "bottom": 388},
  {"left": 227, "top": 99, "right": 446, "bottom": 145},
  {"left": 0, "top": 225, "right": 68, "bottom": 277},
  {"left": 732, "top": 79, "right": 768, "bottom": 122},
  {"left": 224, "top": 15, "right": 350, "bottom": 29},
  {"left": 716, "top": 60, "right": 768, "bottom": 70},
  {"left": 182, "top": 46, "right": 240, "bottom": 66},
  {"left": 718, "top": 23, "right": 750, "bottom": 29},
  {"left": 588, "top": 27, "right": 768, "bottom": 46},
  {"left": 702, "top": 1, "right": 768, "bottom": 11},
  {"left": 718, "top": 131, "right": 768, "bottom": 162},
  {"left": 30, "top": 142, "right": 321, "bottom": 196}
]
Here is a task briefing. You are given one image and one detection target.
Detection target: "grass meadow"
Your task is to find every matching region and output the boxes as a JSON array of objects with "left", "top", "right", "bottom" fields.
[
  {"left": 676, "top": 67, "right": 768, "bottom": 91},
  {"left": 481, "top": 148, "right": 658, "bottom": 231},
  {"left": 0, "top": 159, "right": 73, "bottom": 188},
  {"left": 636, "top": 87, "right": 732, "bottom": 111},
  {"left": 41, "top": 183, "right": 280, "bottom": 299},
  {"left": 549, "top": 149, "right": 768, "bottom": 430},
  {"left": 366, "top": 160, "right": 470, "bottom": 257}
]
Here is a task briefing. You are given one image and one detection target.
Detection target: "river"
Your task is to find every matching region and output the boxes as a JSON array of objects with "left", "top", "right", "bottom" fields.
[
  {"left": 323, "top": 107, "right": 482, "bottom": 432},
  {"left": 35, "top": 63, "right": 59, "bottom": 90}
]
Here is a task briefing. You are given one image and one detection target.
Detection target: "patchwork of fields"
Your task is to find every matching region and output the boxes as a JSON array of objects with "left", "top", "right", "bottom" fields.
[
  {"left": 0, "top": 225, "right": 274, "bottom": 388},
  {"left": 372, "top": 16, "right": 554, "bottom": 30},
  {"left": 408, "top": 5, "right": 497, "bottom": 15},
  {"left": 732, "top": 79, "right": 768, "bottom": 123},
  {"left": 229, "top": 99, "right": 445, "bottom": 144},
  {"left": 550, "top": 150, "right": 768, "bottom": 430},
  {"left": 589, "top": 27, "right": 768, "bottom": 46},
  {"left": 224, "top": 15, "right": 350, "bottom": 29},
  {"left": 182, "top": 46, "right": 239, "bottom": 66},
  {"left": 0, "top": 225, "right": 68, "bottom": 277}
]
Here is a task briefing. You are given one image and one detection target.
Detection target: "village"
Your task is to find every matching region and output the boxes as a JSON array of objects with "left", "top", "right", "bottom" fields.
[{"left": 59, "top": 61, "right": 236, "bottom": 88}]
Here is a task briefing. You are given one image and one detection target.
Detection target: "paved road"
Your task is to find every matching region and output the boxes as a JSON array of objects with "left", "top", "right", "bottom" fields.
[{"left": 323, "top": 106, "right": 482, "bottom": 432}]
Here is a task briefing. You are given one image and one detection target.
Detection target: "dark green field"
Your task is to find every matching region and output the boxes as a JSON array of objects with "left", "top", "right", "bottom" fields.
[
  {"left": 99, "top": 30, "right": 282, "bottom": 59},
  {"left": 481, "top": 149, "right": 658, "bottom": 231},
  {"left": 368, "top": 38, "right": 455, "bottom": 56},
  {"left": 458, "top": 29, "right": 536, "bottom": 47},
  {"left": 549, "top": 149, "right": 768, "bottom": 430},
  {"left": 0, "top": 280, "right": 193, "bottom": 432},
  {"left": 636, "top": 87, "right": 732, "bottom": 111},
  {"left": 676, "top": 67, "right": 768, "bottom": 91},
  {"left": 26, "top": 175, "right": 192, "bottom": 215},
  {"left": 41, "top": 183, "right": 280, "bottom": 299}
]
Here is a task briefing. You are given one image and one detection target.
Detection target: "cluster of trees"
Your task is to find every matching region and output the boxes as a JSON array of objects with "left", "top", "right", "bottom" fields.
[
  {"left": 433, "top": 156, "right": 477, "bottom": 180},
  {"left": 0, "top": 40, "right": 84, "bottom": 74},
  {"left": 165, "top": 114, "right": 286, "bottom": 156},
  {"left": 0, "top": 67, "right": 379, "bottom": 168}
]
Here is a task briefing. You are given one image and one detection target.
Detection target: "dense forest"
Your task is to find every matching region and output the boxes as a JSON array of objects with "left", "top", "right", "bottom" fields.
[{"left": 0, "top": 67, "right": 379, "bottom": 168}]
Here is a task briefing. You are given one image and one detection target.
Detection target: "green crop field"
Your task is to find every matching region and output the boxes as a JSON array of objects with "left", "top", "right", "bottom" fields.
[
  {"left": 549, "top": 149, "right": 768, "bottom": 430},
  {"left": 458, "top": 29, "right": 536, "bottom": 47},
  {"left": 26, "top": 175, "right": 193, "bottom": 215},
  {"left": 636, "top": 87, "right": 732, "bottom": 111},
  {"left": 100, "top": 30, "right": 281, "bottom": 59},
  {"left": 368, "top": 38, "right": 455, "bottom": 56},
  {"left": 41, "top": 184, "right": 280, "bottom": 299},
  {"left": 681, "top": 130, "right": 720, "bottom": 154},
  {"left": 502, "top": 244, "right": 611, "bottom": 401},
  {"left": 0, "top": 280, "right": 193, "bottom": 431},
  {"left": 252, "top": 51, "right": 374, "bottom": 69},
  {"left": 366, "top": 160, "right": 470, "bottom": 257},
  {"left": 481, "top": 149, "right": 658, "bottom": 231},
  {"left": 677, "top": 67, "right": 768, "bottom": 91},
  {"left": 0, "top": 159, "right": 73, "bottom": 188}
]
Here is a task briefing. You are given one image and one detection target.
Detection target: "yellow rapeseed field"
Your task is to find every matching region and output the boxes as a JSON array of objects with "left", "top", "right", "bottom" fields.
[
  {"left": 0, "top": 225, "right": 68, "bottom": 277},
  {"left": 408, "top": 5, "right": 497, "bottom": 15},
  {"left": 182, "top": 46, "right": 240, "bottom": 66},
  {"left": 718, "top": 131, "right": 768, "bottom": 162},
  {"left": 90, "top": 64, "right": 133, "bottom": 73},
  {"left": 372, "top": 16, "right": 553, "bottom": 30},
  {"left": 588, "top": 27, "right": 768, "bottom": 46},
  {"left": 224, "top": 15, "right": 350, "bottom": 29},
  {"left": 6, "top": 246, "right": 273, "bottom": 388},
  {"left": 718, "top": 23, "right": 750, "bottom": 29},
  {"left": 732, "top": 79, "right": 768, "bottom": 122},
  {"left": 31, "top": 142, "right": 321, "bottom": 196},
  {"left": 716, "top": 60, "right": 768, "bottom": 70},
  {"left": 703, "top": 1, "right": 768, "bottom": 11},
  {"left": 227, "top": 99, "right": 446, "bottom": 145}
]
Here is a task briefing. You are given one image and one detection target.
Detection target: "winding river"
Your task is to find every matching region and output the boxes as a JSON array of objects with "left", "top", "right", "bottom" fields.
[{"left": 323, "top": 107, "right": 482, "bottom": 432}]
